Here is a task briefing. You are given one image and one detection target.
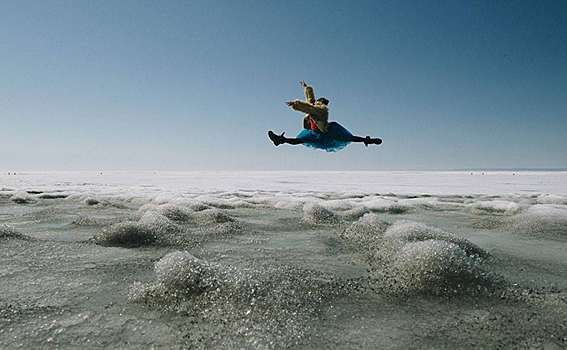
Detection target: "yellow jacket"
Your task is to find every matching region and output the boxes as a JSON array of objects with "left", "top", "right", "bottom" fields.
[{"left": 292, "top": 85, "right": 329, "bottom": 132}]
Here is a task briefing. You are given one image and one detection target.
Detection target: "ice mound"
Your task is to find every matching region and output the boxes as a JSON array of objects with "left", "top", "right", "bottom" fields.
[
  {"left": 341, "top": 213, "right": 391, "bottom": 242},
  {"left": 68, "top": 194, "right": 123, "bottom": 207},
  {"left": 93, "top": 221, "right": 155, "bottom": 247},
  {"left": 84, "top": 197, "right": 100, "bottom": 206},
  {"left": 537, "top": 194, "right": 566, "bottom": 205},
  {"left": 436, "top": 195, "right": 468, "bottom": 204},
  {"left": 10, "top": 192, "right": 36, "bottom": 204},
  {"left": 129, "top": 252, "right": 333, "bottom": 348},
  {"left": 186, "top": 202, "right": 211, "bottom": 212},
  {"left": 398, "top": 197, "right": 442, "bottom": 210},
  {"left": 205, "top": 222, "right": 245, "bottom": 235},
  {"left": 0, "top": 224, "right": 26, "bottom": 239},
  {"left": 197, "top": 196, "right": 254, "bottom": 210},
  {"left": 200, "top": 199, "right": 236, "bottom": 210},
  {"left": 154, "top": 251, "right": 216, "bottom": 292},
  {"left": 301, "top": 202, "right": 342, "bottom": 225},
  {"left": 471, "top": 201, "right": 522, "bottom": 215},
  {"left": 341, "top": 205, "right": 369, "bottom": 220},
  {"left": 320, "top": 200, "right": 357, "bottom": 211},
  {"left": 129, "top": 251, "right": 217, "bottom": 301},
  {"left": 36, "top": 192, "right": 68, "bottom": 199},
  {"left": 386, "top": 240, "right": 503, "bottom": 295},
  {"left": 128, "top": 251, "right": 242, "bottom": 305},
  {"left": 505, "top": 205, "right": 567, "bottom": 238},
  {"left": 384, "top": 220, "right": 488, "bottom": 258},
  {"left": 274, "top": 200, "right": 305, "bottom": 210},
  {"left": 364, "top": 198, "right": 413, "bottom": 214},
  {"left": 136, "top": 203, "right": 194, "bottom": 222},
  {"left": 137, "top": 211, "right": 185, "bottom": 236},
  {"left": 384, "top": 203, "right": 413, "bottom": 214},
  {"left": 0, "top": 193, "right": 11, "bottom": 203},
  {"left": 157, "top": 204, "right": 195, "bottom": 222},
  {"left": 342, "top": 218, "right": 501, "bottom": 295},
  {"left": 189, "top": 209, "right": 235, "bottom": 225},
  {"left": 135, "top": 207, "right": 243, "bottom": 235},
  {"left": 93, "top": 211, "right": 185, "bottom": 247},
  {"left": 135, "top": 203, "right": 166, "bottom": 218}
]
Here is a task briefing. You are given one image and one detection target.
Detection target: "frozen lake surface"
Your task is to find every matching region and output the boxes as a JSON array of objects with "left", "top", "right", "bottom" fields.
[{"left": 1, "top": 171, "right": 566, "bottom": 349}]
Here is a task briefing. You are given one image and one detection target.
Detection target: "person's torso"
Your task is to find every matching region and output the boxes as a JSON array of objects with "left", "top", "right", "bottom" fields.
[{"left": 309, "top": 117, "right": 321, "bottom": 132}]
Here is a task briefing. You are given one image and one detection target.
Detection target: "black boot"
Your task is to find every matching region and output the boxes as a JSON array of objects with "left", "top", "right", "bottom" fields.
[
  {"left": 268, "top": 131, "right": 286, "bottom": 146},
  {"left": 364, "top": 136, "right": 382, "bottom": 147}
]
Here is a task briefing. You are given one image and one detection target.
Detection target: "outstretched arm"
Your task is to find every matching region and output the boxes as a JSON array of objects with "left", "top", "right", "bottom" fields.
[
  {"left": 301, "top": 80, "right": 315, "bottom": 104},
  {"left": 285, "top": 100, "right": 327, "bottom": 117},
  {"left": 285, "top": 80, "right": 325, "bottom": 116}
]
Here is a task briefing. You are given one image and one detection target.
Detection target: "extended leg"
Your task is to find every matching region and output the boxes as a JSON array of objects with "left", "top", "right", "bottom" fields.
[
  {"left": 352, "top": 135, "right": 382, "bottom": 147},
  {"left": 268, "top": 131, "right": 304, "bottom": 146}
]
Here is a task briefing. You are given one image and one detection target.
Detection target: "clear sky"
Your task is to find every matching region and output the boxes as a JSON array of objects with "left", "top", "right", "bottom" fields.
[{"left": 2, "top": 0, "right": 566, "bottom": 171}]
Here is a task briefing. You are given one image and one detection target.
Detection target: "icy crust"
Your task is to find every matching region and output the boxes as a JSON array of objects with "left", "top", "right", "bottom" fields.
[
  {"left": 471, "top": 200, "right": 523, "bottom": 215},
  {"left": 93, "top": 221, "right": 157, "bottom": 247},
  {"left": 343, "top": 216, "right": 503, "bottom": 295},
  {"left": 384, "top": 220, "right": 489, "bottom": 258},
  {"left": 301, "top": 202, "right": 342, "bottom": 225},
  {"left": 195, "top": 196, "right": 255, "bottom": 210},
  {"left": 129, "top": 251, "right": 335, "bottom": 349},
  {"left": 341, "top": 213, "right": 391, "bottom": 242},
  {"left": 135, "top": 203, "right": 234, "bottom": 225},
  {"left": 505, "top": 205, "right": 567, "bottom": 238},
  {"left": 84, "top": 197, "right": 100, "bottom": 205},
  {"left": 9, "top": 192, "right": 37, "bottom": 204},
  {"left": 189, "top": 209, "right": 235, "bottom": 225},
  {"left": 4, "top": 179, "right": 566, "bottom": 220},
  {"left": 92, "top": 211, "right": 186, "bottom": 247},
  {"left": 135, "top": 203, "right": 195, "bottom": 222},
  {"left": 4, "top": 179, "right": 567, "bottom": 240},
  {"left": 92, "top": 205, "right": 241, "bottom": 247},
  {"left": 363, "top": 198, "right": 414, "bottom": 214},
  {"left": 386, "top": 240, "right": 501, "bottom": 295},
  {"left": 472, "top": 204, "right": 567, "bottom": 238},
  {"left": 0, "top": 224, "right": 26, "bottom": 239},
  {"left": 434, "top": 287, "right": 567, "bottom": 350},
  {"left": 36, "top": 193, "right": 69, "bottom": 200},
  {"left": 131, "top": 251, "right": 217, "bottom": 298},
  {"left": 537, "top": 194, "right": 567, "bottom": 205},
  {"left": 9, "top": 191, "right": 70, "bottom": 203}
]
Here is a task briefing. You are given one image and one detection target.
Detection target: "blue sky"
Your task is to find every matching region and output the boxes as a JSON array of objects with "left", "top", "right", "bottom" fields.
[{"left": 1, "top": 0, "right": 566, "bottom": 171}]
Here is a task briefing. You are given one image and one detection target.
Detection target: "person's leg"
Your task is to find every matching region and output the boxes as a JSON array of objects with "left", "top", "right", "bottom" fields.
[
  {"left": 268, "top": 131, "right": 304, "bottom": 146},
  {"left": 351, "top": 135, "right": 382, "bottom": 146},
  {"left": 284, "top": 137, "right": 304, "bottom": 145}
]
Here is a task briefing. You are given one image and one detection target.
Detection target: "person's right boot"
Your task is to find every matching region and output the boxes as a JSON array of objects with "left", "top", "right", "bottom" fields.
[{"left": 364, "top": 136, "right": 382, "bottom": 147}]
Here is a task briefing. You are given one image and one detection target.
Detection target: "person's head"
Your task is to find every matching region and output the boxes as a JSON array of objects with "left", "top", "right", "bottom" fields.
[{"left": 317, "top": 97, "right": 329, "bottom": 106}]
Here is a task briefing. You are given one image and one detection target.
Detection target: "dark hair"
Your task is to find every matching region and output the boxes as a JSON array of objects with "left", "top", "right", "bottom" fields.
[{"left": 317, "top": 97, "right": 329, "bottom": 106}]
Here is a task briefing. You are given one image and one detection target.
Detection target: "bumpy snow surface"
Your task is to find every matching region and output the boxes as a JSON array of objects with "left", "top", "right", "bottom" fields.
[{"left": 1, "top": 171, "right": 566, "bottom": 349}]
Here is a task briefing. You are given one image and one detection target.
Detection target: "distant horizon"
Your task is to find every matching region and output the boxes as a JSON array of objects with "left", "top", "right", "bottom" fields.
[
  {"left": 3, "top": 167, "right": 567, "bottom": 174},
  {"left": 455, "top": 167, "right": 567, "bottom": 172}
]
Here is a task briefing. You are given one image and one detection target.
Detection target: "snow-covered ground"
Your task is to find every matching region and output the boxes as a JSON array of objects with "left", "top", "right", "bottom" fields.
[{"left": 1, "top": 171, "right": 566, "bottom": 349}]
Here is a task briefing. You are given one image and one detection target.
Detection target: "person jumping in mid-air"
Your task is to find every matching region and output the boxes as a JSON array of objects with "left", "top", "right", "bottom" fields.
[{"left": 268, "top": 81, "right": 382, "bottom": 152}]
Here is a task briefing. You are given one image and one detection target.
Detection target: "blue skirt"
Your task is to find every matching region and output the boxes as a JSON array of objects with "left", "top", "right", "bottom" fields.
[{"left": 296, "top": 122, "right": 354, "bottom": 152}]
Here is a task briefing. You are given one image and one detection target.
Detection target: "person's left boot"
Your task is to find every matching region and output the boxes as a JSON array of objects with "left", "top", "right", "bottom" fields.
[{"left": 268, "top": 131, "right": 286, "bottom": 146}]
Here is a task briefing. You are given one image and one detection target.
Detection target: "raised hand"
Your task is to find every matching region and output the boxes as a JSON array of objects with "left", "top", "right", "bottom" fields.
[{"left": 300, "top": 80, "right": 307, "bottom": 87}]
